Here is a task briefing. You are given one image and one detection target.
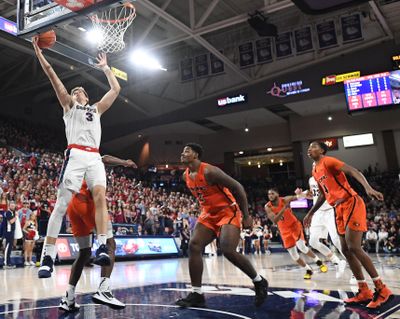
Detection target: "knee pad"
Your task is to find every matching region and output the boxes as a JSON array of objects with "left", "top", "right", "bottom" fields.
[
  {"left": 309, "top": 234, "right": 320, "bottom": 250},
  {"left": 46, "top": 188, "right": 73, "bottom": 238},
  {"left": 287, "top": 246, "right": 300, "bottom": 261},
  {"left": 296, "top": 239, "right": 309, "bottom": 254}
]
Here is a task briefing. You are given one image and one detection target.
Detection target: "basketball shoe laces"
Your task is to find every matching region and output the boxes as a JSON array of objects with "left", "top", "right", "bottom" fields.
[{"left": 371, "top": 289, "right": 383, "bottom": 303}]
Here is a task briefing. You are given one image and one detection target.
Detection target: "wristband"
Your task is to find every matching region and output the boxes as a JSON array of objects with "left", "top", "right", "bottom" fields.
[{"left": 101, "top": 65, "right": 110, "bottom": 71}]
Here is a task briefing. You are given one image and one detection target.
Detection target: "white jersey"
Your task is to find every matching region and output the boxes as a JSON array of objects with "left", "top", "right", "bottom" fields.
[
  {"left": 63, "top": 102, "right": 101, "bottom": 149},
  {"left": 309, "top": 176, "right": 333, "bottom": 212}
]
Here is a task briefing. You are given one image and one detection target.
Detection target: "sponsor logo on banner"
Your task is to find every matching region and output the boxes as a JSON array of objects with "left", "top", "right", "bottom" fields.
[
  {"left": 392, "top": 55, "right": 400, "bottom": 69},
  {"left": 217, "top": 94, "right": 247, "bottom": 106},
  {"left": 111, "top": 67, "right": 128, "bottom": 81},
  {"left": 0, "top": 17, "right": 17, "bottom": 36},
  {"left": 56, "top": 238, "right": 72, "bottom": 259},
  {"left": 314, "top": 137, "right": 339, "bottom": 150},
  {"left": 266, "top": 81, "right": 310, "bottom": 98},
  {"left": 322, "top": 71, "right": 360, "bottom": 86}
]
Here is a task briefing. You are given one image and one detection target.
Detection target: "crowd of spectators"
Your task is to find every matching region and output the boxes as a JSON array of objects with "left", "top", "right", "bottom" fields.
[{"left": 0, "top": 116, "right": 400, "bottom": 268}]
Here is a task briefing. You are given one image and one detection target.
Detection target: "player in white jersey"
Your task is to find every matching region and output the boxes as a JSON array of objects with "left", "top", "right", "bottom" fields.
[
  {"left": 32, "top": 37, "right": 121, "bottom": 278},
  {"left": 307, "top": 176, "right": 346, "bottom": 277}
]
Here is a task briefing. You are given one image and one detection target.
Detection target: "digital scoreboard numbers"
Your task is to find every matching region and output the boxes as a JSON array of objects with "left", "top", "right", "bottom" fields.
[{"left": 344, "top": 72, "right": 393, "bottom": 111}]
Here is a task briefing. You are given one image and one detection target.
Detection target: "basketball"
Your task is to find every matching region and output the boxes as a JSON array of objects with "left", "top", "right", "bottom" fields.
[{"left": 37, "top": 30, "right": 56, "bottom": 49}]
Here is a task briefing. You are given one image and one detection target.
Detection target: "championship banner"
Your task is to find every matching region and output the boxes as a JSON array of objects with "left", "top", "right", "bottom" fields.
[
  {"left": 294, "top": 26, "right": 313, "bottom": 54},
  {"left": 239, "top": 42, "right": 255, "bottom": 68},
  {"left": 341, "top": 13, "right": 363, "bottom": 43},
  {"left": 210, "top": 52, "right": 224, "bottom": 74},
  {"left": 195, "top": 54, "right": 209, "bottom": 78},
  {"left": 316, "top": 20, "right": 338, "bottom": 49},
  {"left": 255, "top": 38, "right": 273, "bottom": 64},
  {"left": 180, "top": 58, "right": 194, "bottom": 81},
  {"left": 322, "top": 71, "right": 361, "bottom": 86},
  {"left": 275, "top": 32, "right": 293, "bottom": 59}
]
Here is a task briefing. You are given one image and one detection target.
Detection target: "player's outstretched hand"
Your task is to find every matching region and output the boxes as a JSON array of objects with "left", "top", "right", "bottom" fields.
[
  {"left": 366, "top": 188, "right": 384, "bottom": 201},
  {"left": 32, "top": 37, "right": 42, "bottom": 54},
  {"left": 303, "top": 212, "right": 313, "bottom": 228},
  {"left": 124, "top": 159, "right": 137, "bottom": 168},
  {"left": 242, "top": 215, "right": 253, "bottom": 229},
  {"left": 95, "top": 52, "right": 108, "bottom": 69},
  {"left": 294, "top": 188, "right": 303, "bottom": 195}
]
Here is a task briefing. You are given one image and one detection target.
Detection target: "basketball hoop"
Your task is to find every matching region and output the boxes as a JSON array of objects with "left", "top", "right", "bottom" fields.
[{"left": 90, "top": 2, "right": 136, "bottom": 53}]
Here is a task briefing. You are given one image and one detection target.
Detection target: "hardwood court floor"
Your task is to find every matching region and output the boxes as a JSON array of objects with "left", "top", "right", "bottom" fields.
[{"left": 1, "top": 253, "right": 399, "bottom": 318}]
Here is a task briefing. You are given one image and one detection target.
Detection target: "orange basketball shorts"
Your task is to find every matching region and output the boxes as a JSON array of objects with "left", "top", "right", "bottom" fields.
[
  {"left": 280, "top": 221, "right": 305, "bottom": 249},
  {"left": 197, "top": 205, "right": 242, "bottom": 237},
  {"left": 67, "top": 193, "right": 95, "bottom": 237},
  {"left": 335, "top": 195, "right": 367, "bottom": 235}
]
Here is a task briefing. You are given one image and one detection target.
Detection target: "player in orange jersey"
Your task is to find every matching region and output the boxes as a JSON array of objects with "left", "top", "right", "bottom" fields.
[
  {"left": 176, "top": 143, "right": 268, "bottom": 308},
  {"left": 265, "top": 188, "right": 328, "bottom": 280},
  {"left": 304, "top": 141, "right": 393, "bottom": 309},
  {"left": 59, "top": 155, "right": 136, "bottom": 312}
]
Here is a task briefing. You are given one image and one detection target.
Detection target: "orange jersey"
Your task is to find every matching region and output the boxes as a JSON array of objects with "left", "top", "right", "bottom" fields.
[
  {"left": 266, "top": 197, "right": 299, "bottom": 230},
  {"left": 312, "top": 156, "right": 357, "bottom": 206},
  {"left": 185, "top": 162, "right": 237, "bottom": 214}
]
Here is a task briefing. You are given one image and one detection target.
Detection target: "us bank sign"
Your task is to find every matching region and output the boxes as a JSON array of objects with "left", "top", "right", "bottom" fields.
[{"left": 217, "top": 94, "right": 248, "bottom": 107}]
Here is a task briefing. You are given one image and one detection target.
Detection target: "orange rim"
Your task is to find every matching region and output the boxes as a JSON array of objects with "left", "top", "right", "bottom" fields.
[{"left": 90, "top": 2, "right": 136, "bottom": 24}]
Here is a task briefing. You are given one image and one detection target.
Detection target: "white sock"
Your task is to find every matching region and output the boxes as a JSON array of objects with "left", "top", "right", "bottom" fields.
[
  {"left": 192, "top": 286, "right": 203, "bottom": 294},
  {"left": 97, "top": 234, "right": 107, "bottom": 246},
  {"left": 252, "top": 274, "right": 262, "bottom": 282},
  {"left": 305, "top": 264, "right": 313, "bottom": 271},
  {"left": 312, "top": 256, "right": 320, "bottom": 263},
  {"left": 330, "top": 254, "right": 340, "bottom": 264},
  {"left": 42, "top": 244, "right": 57, "bottom": 261},
  {"left": 99, "top": 277, "right": 110, "bottom": 291},
  {"left": 67, "top": 284, "right": 75, "bottom": 301}
]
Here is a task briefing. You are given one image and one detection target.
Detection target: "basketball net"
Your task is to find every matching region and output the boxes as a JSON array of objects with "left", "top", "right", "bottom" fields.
[{"left": 90, "top": 2, "right": 136, "bottom": 53}]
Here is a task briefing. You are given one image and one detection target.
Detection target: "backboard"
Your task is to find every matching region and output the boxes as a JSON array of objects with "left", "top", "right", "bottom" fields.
[
  {"left": 17, "top": 0, "right": 120, "bottom": 37},
  {"left": 16, "top": 0, "right": 125, "bottom": 67}
]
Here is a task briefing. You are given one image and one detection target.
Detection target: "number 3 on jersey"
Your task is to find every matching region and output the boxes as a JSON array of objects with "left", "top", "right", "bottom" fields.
[{"left": 86, "top": 112, "right": 93, "bottom": 122}]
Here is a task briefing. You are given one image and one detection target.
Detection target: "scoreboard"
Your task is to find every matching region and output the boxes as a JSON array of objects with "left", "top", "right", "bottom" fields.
[{"left": 344, "top": 71, "right": 400, "bottom": 112}]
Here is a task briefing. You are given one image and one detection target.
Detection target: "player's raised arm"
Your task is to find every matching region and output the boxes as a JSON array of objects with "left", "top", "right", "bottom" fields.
[
  {"left": 101, "top": 155, "right": 137, "bottom": 168},
  {"left": 303, "top": 184, "right": 326, "bottom": 228},
  {"left": 94, "top": 53, "right": 121, "bottom": 114},
  {"left": 282, "top": 188, "right": 308, "bottom": 204},
  {"left": 32, "top": 37, "right": 72, "bottom": 111},
  {"left": 339, "top": 163, "right": 384, "bottom": 201}
]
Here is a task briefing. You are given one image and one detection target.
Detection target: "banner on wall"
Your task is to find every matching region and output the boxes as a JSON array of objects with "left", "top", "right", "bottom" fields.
[
  {"left": 180, "top": 58, "right": 194, "bottom": 81},
  {"left": 275, "top": 32, "right": 293, "bottom": 58},
  {"left": 316, "top": 20, "right": 338, "bottom": 49},
  {"left": 195, "top": 54, "right": 209, "bottom": 78},
  {"left": 321, "top": 71, "right": 361, "bottom": 86},
  {"left": 239, "top": 42, "right": 255, "bottom": 67},
  {"left": 0, "top": 17, "right": 17, "bottom": 36},
  {"left": 341, "top": 13, "right": 363, "bottom": 43},
  {"left": 255, "top": 38, "right": 273, "bottom": 63},
  {"left": 210, "top": 52, "right": 225, "bottom": 74},
  {"left": 217, "top": 93, "right": 248, "bottom": 107},
  {"left": 56, "top": 236, "right": 179, "bottom": 261},
  {"left": 294, "top": 26, "right": 313, "bottom": 54},
  {"left": 313, "top": 137, "right": 339, "bottom": 150},
  {"left": 266, "top": 80, "right": 310, "bottom": 98}
]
